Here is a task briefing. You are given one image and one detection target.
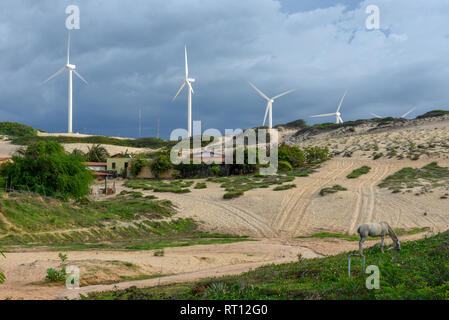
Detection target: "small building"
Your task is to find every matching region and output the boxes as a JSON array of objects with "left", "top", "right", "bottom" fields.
[{"left": 107, "top": 158, "right": 132, "bottom": 177}]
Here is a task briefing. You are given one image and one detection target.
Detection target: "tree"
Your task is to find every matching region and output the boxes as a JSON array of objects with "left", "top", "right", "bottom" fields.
[
  {"left": 0, "top": 141, "right": 93, "bottom": 199},
  {"left": 86, "top": 144, "right": 110, "bottom": 162}
]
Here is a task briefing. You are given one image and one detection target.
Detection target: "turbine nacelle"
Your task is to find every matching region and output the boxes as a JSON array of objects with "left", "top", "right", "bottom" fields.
[
  {"left": 66, "top": 64, "right": 76, "bottom": 70},
  {"left": 188, "top": 78, "right": 195, "bottom": 83}
]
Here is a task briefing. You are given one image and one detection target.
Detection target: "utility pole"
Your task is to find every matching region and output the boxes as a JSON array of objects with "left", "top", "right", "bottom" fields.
[{"left": 138, "top": 107, "right": 142, "bottom": 138}]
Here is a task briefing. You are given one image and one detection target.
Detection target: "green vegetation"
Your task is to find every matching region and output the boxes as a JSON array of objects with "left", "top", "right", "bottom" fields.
[
  {"left": 194, "top": 182, "right": 207, "bottom": 189},
  {"left": 85, "top": 144, "right": 110, "bottom": 162},
  {"left": 379, "top": 162, "right": 449, "bottom": 192},
  {"left": 373, "top": 153, "right": 383, "bottom": 160},
  {"left": 0, "top": 122, "right": 37, "bottom": 137},
  {"left": 86, "top": 231, "right": 449, "bottom": 300},
  {"left": 209, "top": 174, "right": 295, "bottom": 199},
  {"left": 10, "top": 134, "right": 175, "bottom": 149},
  {"left": 125, "top": 179, "right": 193, "bottom": 194},
  {"left": 347, "top": 166, "right": 371, "bottom": 179},
  {"left": 273, "top": 184, "right": 296, "bottom": 191},
  {"left": 297, "top": 232, "right": 359, "bottom": 241},
  {"left": 319, "top": 185, "right": 347, "bottom": 196},
  {"left": 0, "top": 193, "right": 249, "bottom": 250},
  {"left": 45, "top": 252, "right": 68, "bottom": 284},
  {"left": 0, "top": 142, "right": 93, "bottom": 199}
]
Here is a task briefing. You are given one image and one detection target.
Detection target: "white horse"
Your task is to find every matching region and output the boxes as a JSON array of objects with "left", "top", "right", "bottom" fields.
[{"left": 357, "top": 222, "right": 401, "bottom": 256}]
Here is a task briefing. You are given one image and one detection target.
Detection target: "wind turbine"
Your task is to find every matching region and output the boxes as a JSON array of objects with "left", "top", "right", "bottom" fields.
[
  {"left": 42, "top": 31, "right": 88, "bottom": 133},
  {"left": 401, "top": 107, "right": 416, "bottom": 119},
  {"left": 248, "top": 82, "right": 295, "bottom": 129},
  {"left": 310, "top": 90, "right": 348, "bottom": 124},
  {"left": 371, "top": 112, "right": 384, "bottom": 119},
  {"left": 173, "top": 45, "right": 195, "bottom": 137}
]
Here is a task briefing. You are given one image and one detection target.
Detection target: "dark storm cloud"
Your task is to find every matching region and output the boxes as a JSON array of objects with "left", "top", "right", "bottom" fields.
[{"left": 0, "top": 0, "right": 448, "bottom": 138}]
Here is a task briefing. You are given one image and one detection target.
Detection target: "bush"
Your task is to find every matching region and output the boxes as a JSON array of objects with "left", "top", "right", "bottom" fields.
[
  {"left": 373, "top": 153, "right": 383, "bottom": 160},
  {"left": 223, "top": 191, "right": 244, "bottom": 199},
  {"left": 347, "top": 166, "right": 371, "bottom": 179},
  {"left": 278, "top": 160, "right": 293, "bottom": 172},
  {"left": 45, "top": 268, "right": 66, "bottom": 283},
  {"left": 151, "top": 153, "right": 172, "bottom": 177},
  {"left": 278, "top": 144, "right": 306, "bottom": 168},
  {"left": 0, "top": 141, "right": 94, "bottom": 199},
  {"left": 304, "top": 146, "right": 331, "bottom": 164},
  {"left": 0, "top": 122, "right": 37, "bottom": 137}
]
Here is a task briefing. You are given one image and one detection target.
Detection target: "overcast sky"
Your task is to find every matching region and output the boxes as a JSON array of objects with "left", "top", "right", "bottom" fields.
[{"left": 0, "top": 0, "right": 448, "bottom": 139}]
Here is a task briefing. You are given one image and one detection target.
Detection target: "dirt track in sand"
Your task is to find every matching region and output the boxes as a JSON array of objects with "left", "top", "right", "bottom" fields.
[
  {"left": 0, "top": 233, "right": 431, "bottom": 300},
  {"left": 113, "top": 157, "right": 449, "bottom": 238}
]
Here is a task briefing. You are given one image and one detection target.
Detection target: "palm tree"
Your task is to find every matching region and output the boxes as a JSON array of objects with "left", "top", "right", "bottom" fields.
[{"left": 86, "top": 144, "right": 110, "bottom": 162}]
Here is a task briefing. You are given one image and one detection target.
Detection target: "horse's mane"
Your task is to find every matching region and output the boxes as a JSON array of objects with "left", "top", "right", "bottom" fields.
[{"left": 384, "top": 222, "right": 399, "bottom": 241}]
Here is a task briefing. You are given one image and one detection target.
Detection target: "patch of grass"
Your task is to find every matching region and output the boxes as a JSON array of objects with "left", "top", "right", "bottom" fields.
[
  {"left": 373, "top": 153, "right": 383, "bottom": 160},
  {"left": 124, "top": 179, "right": 193, "bottom": 194},
  {"left": 379, "top": 162, "right": 449, "bottom": 192},
  {"left": 86, "top": 231, "right": 449, "bottom": 300},
  {"left": 273, "top": 184, "right": 296, "bottom": 191},
  {"left": 297, "top": 232, "right": 359, "bottom": 241},
  {"left": 319, "top": 185, "right": 347, "bottom": 196},
  {"left": 209, "top": 174, "right": 295, "bottom": 199},
  {"left": 347, "top": 166, "right": 371, "bottom": 179},
  {"left": 194, "top": 182, "right": 207, "bottom": 189}
]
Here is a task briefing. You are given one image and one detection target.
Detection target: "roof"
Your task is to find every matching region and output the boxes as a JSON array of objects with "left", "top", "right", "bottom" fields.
[
  {"left": 92, "top": 172, "right": 111, "bottom": 176},
  {"left": 84, "top": 162, "right": 107, "bottom": 166}
]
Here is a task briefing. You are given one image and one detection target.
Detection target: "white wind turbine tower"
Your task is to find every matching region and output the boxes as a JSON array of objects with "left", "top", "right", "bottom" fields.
[
  {"left": 401, "top": 107, "right": 416, "bottom": 119},
  {"left": 42, "top": 31, "right": 88, "bottom": 133},
  {"left": 173, "top": 45, "right": 195, "bottom": 138},
  {"left": 248, "top": 82, "right": 295, "bottom": 129},
  {"left": 310, "top": 90, "right": 348, "bottom": 124}
]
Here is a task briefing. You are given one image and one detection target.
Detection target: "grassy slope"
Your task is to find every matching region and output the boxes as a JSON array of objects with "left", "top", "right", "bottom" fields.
[
  {"left": 0, "top": 193, "right": 249, "bottom": 250},
  {"left": 86, "top": 231, "right": 449, "bottom": 300}
]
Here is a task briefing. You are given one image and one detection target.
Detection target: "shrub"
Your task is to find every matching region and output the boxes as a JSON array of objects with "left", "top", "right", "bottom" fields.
[
  {"left": 373, "top": 153, "right": 383, "bottom": 160},
  {"left": 194, "top": 182, "right": 207, "bottom": 189},
  {"left": 154, "top": 249, "right": 164, "bottom": 257},
  {"left": 223, "top": 191, "right": 244, "bottom": 199},
  {"left": 46, "top": 268, "right": 66, "bottom": 283},
  {"left": 210, "top": 165, "right": 220, "bottom": 176},
  {"left": 278, "top": 160, "right": 293, "bottom": 172},
  {"left": 320, "top": 185, "right": 347, "bottom": 196},
  {"left": 273, "top": 184, "right": 296, "bottom": 191},
  {"left": 278, "top": 144, "right": 306, "bottom": 168},
  {"left": 0, "top": 141, "right": 94, "bottom": 199},
  {"left": 347, "top": 166, "right": 371, "bottom": 179},
  {"left": 0, "top": 122, "right": 37, "bottom": 137},
  {"left": 151, "top": 153, "right": 172, "bottom": 177}
]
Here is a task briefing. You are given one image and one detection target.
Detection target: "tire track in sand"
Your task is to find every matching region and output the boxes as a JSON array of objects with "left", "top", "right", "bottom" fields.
[
  {"left": 286, "top": 159, "right": 357, "bottom": 234},
  {"left": 273, "top": 159, "right": 355, "bottom": 235},
  {"left": 347, "top": 163, "right": 391, "bottom": 234},
  {"left": 163, "top": 193, "right": 275, "bottom": 238}
]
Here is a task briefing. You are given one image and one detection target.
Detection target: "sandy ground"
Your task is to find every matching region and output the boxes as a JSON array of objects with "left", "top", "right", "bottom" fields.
[
  {"left": 0, "top": 233, "right": 431, "bottom": 300},
  {"left": 112, "top": 157, "right": 449, "bottom": 238},
  {"left": 1, "top": 122, "right": 449, "bottom": 299}
]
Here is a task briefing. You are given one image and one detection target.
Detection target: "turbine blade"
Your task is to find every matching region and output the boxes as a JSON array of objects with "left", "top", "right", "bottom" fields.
[
  {"left": 185, "top": 45, "right": 189, "bottom": 78},
  {"left": 310, "top": 113, "right": 336, "bottom": 118},
  {"left": 272, "top": 89, "right": 295, "bottom": 100},
  {"left": 336, "top": 90, "right": 348, "bottom": 112},
  {"left": 73, "top": 70, "right": 88, "bottom": 85},
  {"left": 173, "top": 81, "right": 186, "bottom": 101},
  {"left": 67, "top": 31, "right": 71, "bottom": 65},
  {"left": 248, "top": 81, "right": 269, "bottom": 101},
  {"left": 263, "top": 102, "right": 270, "bottom": 126},
  {"left": 371, "top": 112, "right": 383, "bottom": 119},
  {"left": 41, "top": 67, "right": 66, "bottom": 84},
  {"left": 401, "top": 107, "right": 416, "bottom": 118}
]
